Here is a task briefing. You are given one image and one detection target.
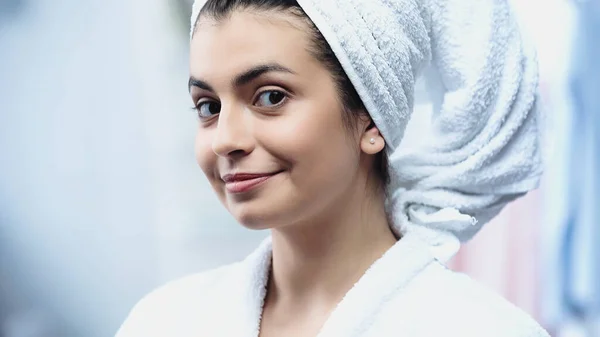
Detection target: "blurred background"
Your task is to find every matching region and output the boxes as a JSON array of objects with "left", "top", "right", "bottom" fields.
[{"left": 0, "top": 0, "right": 597, "bottom": 336}]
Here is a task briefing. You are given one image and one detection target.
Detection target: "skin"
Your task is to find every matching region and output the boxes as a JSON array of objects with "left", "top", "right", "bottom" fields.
[{"left": 190, "top": 9, "right": 397, "bottom": 337}]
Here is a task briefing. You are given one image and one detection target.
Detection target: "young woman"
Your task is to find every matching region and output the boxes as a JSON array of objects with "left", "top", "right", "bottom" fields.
[{"left": 117, "top": 0, "right": 549, "bottom": 336}]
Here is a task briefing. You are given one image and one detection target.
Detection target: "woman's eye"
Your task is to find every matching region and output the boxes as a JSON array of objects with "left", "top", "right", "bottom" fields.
[
  {"left": 195, "top": 100, "right": 221, "bottom": 118},
  {"left": 255, "top": 90, "right": 287, "bottom": 107}
]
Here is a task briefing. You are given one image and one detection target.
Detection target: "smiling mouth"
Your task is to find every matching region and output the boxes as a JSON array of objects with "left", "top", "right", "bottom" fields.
[{"left": 222, "top": 171, "right": 282, "bottom": 194}]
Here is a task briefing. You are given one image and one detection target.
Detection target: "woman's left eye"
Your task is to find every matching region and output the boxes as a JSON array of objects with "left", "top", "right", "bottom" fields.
[{"left": 255, "top": 90, "right": 287, "bottom": 108}]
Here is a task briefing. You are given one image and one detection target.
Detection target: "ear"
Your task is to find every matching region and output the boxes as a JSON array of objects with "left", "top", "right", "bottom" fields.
[{"left": 360, "top": 121, "right": 385, "bottom": 155}]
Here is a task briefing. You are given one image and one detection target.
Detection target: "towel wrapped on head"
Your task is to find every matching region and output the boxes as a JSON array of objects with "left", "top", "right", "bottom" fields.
[{"left": 190, "top": 0, "right": 542, "bottom": 262}]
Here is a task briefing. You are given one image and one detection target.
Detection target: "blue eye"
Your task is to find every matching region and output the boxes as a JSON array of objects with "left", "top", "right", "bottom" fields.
[
  {"left": 195, "top": 100, "right": 221, "bottom": 118},
  {"left": 255, "top": 90, "right": 287, "bottom": 107}
]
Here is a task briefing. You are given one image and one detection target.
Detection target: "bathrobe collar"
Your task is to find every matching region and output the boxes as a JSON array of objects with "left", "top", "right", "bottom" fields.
[{"left": 217, "top": 233, "right": 436, "bottom": 337}]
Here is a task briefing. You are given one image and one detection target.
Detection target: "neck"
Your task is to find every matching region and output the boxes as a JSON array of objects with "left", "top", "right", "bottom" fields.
[{"left": 266, "top": 184, "right": 397, "bottom": 312}]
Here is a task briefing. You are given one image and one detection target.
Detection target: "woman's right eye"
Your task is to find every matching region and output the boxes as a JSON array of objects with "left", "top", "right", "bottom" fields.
[{"left": 195, "top": 100, "right": 221, "bottom": 118}]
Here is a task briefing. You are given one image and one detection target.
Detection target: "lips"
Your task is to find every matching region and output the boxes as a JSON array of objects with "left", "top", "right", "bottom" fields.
[{"left": 222, "top": 171, "right": 281, "bottom": 194}]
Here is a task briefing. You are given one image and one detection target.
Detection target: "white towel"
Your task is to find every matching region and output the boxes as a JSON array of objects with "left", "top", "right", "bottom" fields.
[{"left": 190, "top": 0, "right": 543, "bottom": 262}]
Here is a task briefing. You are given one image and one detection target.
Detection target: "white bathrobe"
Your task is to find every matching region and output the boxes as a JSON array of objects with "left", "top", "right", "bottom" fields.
[{"left": 116, "top": 232, "right": 549, "bottom": 336}]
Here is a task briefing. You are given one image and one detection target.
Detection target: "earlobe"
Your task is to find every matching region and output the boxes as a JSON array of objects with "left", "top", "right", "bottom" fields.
[{"left": 361, "top": 127, "right": 385, "bottom": 154}]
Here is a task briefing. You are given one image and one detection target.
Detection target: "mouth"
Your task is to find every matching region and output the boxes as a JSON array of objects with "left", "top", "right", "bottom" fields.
[{"left": 221, "top": 171, "right": 283, "bottom": 194}]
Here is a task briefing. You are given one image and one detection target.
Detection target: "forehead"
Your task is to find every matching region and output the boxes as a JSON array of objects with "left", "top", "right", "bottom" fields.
[{"left": 190, "top": 11, "right": 313, "bottom": 80}]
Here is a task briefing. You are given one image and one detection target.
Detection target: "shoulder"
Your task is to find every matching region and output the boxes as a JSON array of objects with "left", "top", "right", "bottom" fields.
[
  {"left": 115, "top": 262, "right": 240, "bottom": 337},
  {"left": 396, "top": 261, "right": 550, "bottom": 337}
]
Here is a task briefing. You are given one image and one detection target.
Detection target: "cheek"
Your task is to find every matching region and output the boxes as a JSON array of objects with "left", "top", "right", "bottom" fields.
[
  {"left": 194, "top": 129, "right": 217, "bottom": 178},
  {"left": 195, "top": 129, "right": 229, "bottom": 206},
  {"left": 251, "top": 103, "right": 360, "bottom": 225},
  {"left": 262, "top": 101, "right": 359, "bottom": 184}
]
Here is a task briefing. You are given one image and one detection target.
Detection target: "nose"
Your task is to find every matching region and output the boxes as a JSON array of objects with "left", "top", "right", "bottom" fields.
[{"left": 212, "top": 103, "right": 254, "bottom": 158}]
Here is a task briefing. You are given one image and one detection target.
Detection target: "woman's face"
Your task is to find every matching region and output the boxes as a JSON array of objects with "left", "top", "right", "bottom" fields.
[{"left": 189, "top": 10, "right": 371, "bottom": 229}]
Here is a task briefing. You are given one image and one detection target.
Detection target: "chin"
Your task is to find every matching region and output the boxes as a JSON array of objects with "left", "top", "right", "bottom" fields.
[
  {"left": 228, "top": 197, "right": 300, "bottom": 231},
  {"left": 238, "top": 220, "right": 272, "bottom": 231},
  {"left": 228, "top": 201, "right": 278, "bottom": 230},
  {"left": 235, "top": 212, "right": 276, "bottom": 231}
]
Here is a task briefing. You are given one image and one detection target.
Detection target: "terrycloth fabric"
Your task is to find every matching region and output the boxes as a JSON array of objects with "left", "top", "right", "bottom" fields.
[
  {"left": 116, "top": 232, "right": 550, "bottom": 336},
  {"left": 190, "top": 0, "right": 543, "bottom": 262}
]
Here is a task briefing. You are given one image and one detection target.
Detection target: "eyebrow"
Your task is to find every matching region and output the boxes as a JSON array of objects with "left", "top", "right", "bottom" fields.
[{"left": 188, "top": 63, "right": 295, "bottom": 93}]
